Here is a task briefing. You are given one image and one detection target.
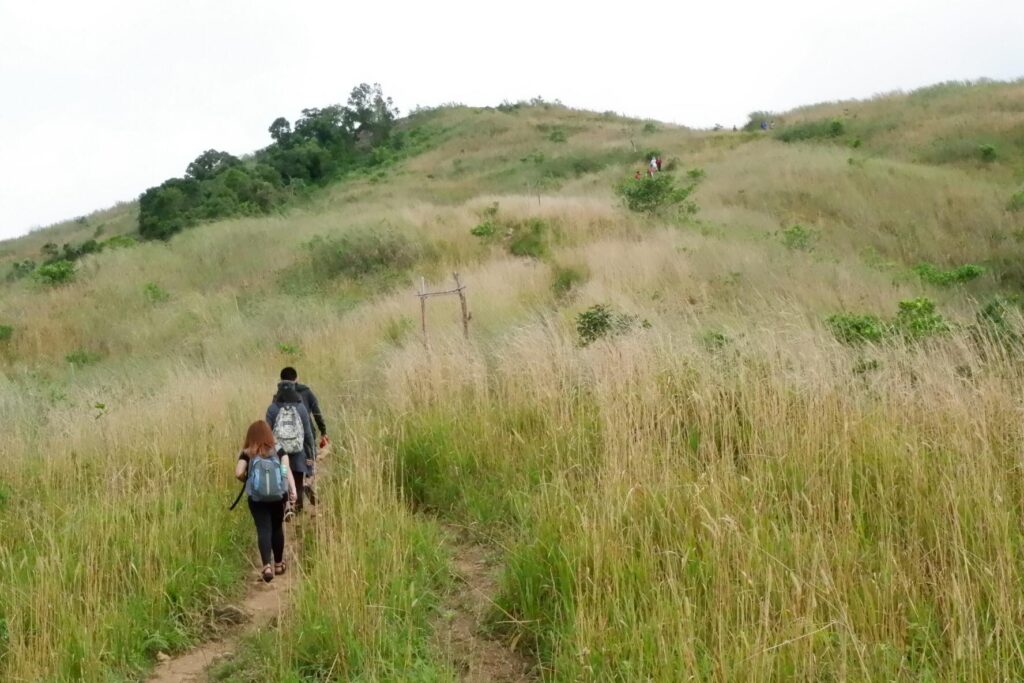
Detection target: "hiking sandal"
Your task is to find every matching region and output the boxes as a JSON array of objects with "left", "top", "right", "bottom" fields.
[
  {"left": 275, "top": 561, "right": 287, "bottom": 576},
  {"left": 261, "top": 565, "right": 274, "bottom": 583}
]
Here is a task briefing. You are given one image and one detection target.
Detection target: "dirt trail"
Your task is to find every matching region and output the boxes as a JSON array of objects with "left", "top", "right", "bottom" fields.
[
  {"left": 434, "top": 526, "right": 535, "bottom": 683},
  {"left": 147, "top": 567, "right": 294, "bottom": 683}
]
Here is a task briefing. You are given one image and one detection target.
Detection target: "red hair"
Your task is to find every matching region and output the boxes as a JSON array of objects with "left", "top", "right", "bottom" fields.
[{"left": 243, "top": 420, "right": 275, "bottom": 456}]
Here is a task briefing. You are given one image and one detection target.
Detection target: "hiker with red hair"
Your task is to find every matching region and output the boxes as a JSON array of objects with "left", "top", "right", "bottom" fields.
[{"left": 234, "top": 420, "right": 297, "bottom": 582}]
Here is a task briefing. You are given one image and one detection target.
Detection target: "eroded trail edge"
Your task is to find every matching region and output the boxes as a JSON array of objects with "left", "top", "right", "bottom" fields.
[{"left": 434, "top": 525, "right": 535, "bottom": 683}]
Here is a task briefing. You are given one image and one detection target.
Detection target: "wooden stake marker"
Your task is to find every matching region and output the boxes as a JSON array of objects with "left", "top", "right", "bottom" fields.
[{"left": 416, "top": 272, "right": 471, "bottom": 342}]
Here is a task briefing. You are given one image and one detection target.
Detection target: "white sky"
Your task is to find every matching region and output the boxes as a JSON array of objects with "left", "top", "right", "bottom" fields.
[{"left": 1, "top": 0, "right": 1022, "bottom": 240}]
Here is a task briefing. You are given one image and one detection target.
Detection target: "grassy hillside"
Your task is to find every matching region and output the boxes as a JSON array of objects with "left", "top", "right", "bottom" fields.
[{"left": 3, "top": 79, "right": 1024, "bottom": 681}]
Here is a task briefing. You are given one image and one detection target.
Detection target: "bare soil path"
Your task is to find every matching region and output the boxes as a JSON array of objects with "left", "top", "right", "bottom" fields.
[{"left": 434, "top": 525, "right": 536, "bottom": 683}]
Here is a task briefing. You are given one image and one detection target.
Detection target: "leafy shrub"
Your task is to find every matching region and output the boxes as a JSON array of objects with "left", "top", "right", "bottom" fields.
[
  {"left": 7, "top": 259, "right": 36, "bottom": 281},
  {"left": 103, "top": 234, "right": 138, "bottom": 249},
  {"left": 780, "top": 224, "right": 816, "bottom": 251},
  {"left": 913, "top": 262, "right": 985, "bottom": 286},
  {"left": 470, "top": 221, "right": 497, "bottom": 238},
  {"left": 508, "top": 218, "right": 548, "bottom": 258},
  {"left": 686, "top": 168, "right": 706, "bottom": 181},
  {"left": 65, "top": 349, "right": 103, "bottom": 366},
  {"left": 617, "top": 172, "right": 699, "bottom": 214},
  {"left": 143, "top": 282, "right": 170, "bottom": 304},
  {"left": 849, "top": 138, "right": 863, "bottom": 149},
  {"left": 276, "top": 342, "right": 301, "bottom": 356},
  {"left": 551, "top": 264, "right": 587, "bottom": 299},
  {"left": 776, "top": 118, "right": 845, "bottom": 142},
  {"left": 978, "top": 144, "right": 998, "bottom": 162},
  {"left": 895, "top": 297, "right": 949, "bottom": 339},
  {"left": 0, "top": 324, "right": 12, "bottom": 342},
  {"left": 642, "top": 122, "right": 657, "bottom": 133},
  {"left": 384, "top": 316, "right": 415, "bottom": 346},
  {"left": 743, "top": 111, "right": 776, "bottom": 132},
  {"left": 307, "top": 228, "right": 422, "bottom": 281},
  {"left": 698, "top": 329, "right": 730, "bottom": 352},
  {"left": 576, "top": 304, "right": 646, "bottom": 346},
  {"left": 34, "top": 260, "right": 76, "bottom": 285},
  {"left": 548, "top": 128, "right": 567, "bottom": 143},
  {"left": 827, "top": 313, "right": 889, "bottom": 345},
  {"left": 1008, "top": 190, "right": 1024, "bottom": 212}
]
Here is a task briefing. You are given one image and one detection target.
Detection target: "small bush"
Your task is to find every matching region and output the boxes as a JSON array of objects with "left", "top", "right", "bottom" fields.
[
  {"left": 776, "top": 118, "right": 845, "bottom": 142},
  {"left": 617, "top": 172, "right": 699, "bottom": 214},
  {"left": 895, "top": 297, "right": 948, "bottom": 339},
  {"left": 576, "top": 304, "right": 645, "bottom": 346},
  {"left": 470, "top": 221, "right": 497, "bottom": 238},
  {"left": 103, "top": 234, "right": 138, "bottom": 249},
  {"left": 913, "top": 262, "right": 985, "bottom": 286},
  {"left": 642, "top": 122, "right": 658, "bottom": 133},
  {"left": 698, "top": 329, "right": 730, "bottom": 352},
  {"left": 508, "top": 218, "right": 548, "bottom": 259},
  {"left": 142, "top": 282, "right": 170, "bottom": 304},
  {"left": 548, "top": 128, "right": 567, "bottom": 143},
  {"left": 34, "top": 259, "right": 76, "bottom": 285},
  {"left": 307, "top": 228, "right": 421, "bottom": 280},
  {"left": 384, "top": 316, "right": 415, "bottom": 346},
  {"left": 1008, "top": 190, "right": 1024, "bottom": 212},
  {"left": 0, "top": 324, "right": 12, "bottom": 342},
  {"left": 978, "top": 144, "right": 998, "bottom": 162},
  {"left": 827, "top": 313, "right": 889, "bottom": 345},
  {"left": 780, "top": 224, "right": 816, "bottom": 251},
  {"left": 849, "top": 138, "right": 863, "bottom": 149},
  {"left": 276, "top": 342, "right": 301, "bottom": 356},
  {"left": 551, "top": 265, "right": 587, "bottom": 299},
  {"left": 65, "top": 349, "right": 103, "bottom": 366},
  {"left": 7, "top": 259, "right": 36, "bottom": 281},
  {"left": 686, "top": 168, "right": 706, "bottom": 181}
]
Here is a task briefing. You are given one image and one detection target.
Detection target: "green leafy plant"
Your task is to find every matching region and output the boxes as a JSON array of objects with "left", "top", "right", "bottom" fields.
[
  {"left": 470, "top": 221, "right": 497, "bottom": 238},
  {"left": 142, "top": 282, "right": 170, "bottom": 304},
  {"left": 34, "top": 259, "right": 76, "bottom": 285},
  {"left": 508, "top": 218, "right": 549, "bottom": 258},
  {"left": 978, "top": 144, "right": 998, "bottom": 162},
  {"left": 698, "top": 329, "right": 730, "bottom": 352},
  {"left": 276, "top": 342, "right": 301, "bottom": 356},
  {"left": 826, "top": 313, "right": 889, "bottom": 345},
  {"left": 776, "top": 118, "right": 846, "bottom": 142},
  {"left": 780, "top": 224, "right": 816, "bottom": 251},
  {"left": 548, "top": 128, "right": 568, "bottom": 143},
  {"left": 103, "top": 234, "right": 138, "bottom": 249},
  {"left": 7, "top": 259, "right": 36, "bottom": 281},
  {"left": 0, "top": 324, "right": 12, "bottom": 342},
  {"left": 894, "top": 297, "right": 949, "bottom": 339},
  {"left": 551, "top": 264, "right": 588, "bottom": 299},
  {"left": 576, "top": 304, "right": 646, "bottom": 346},
  {"left": 65, "top": 349, "right": 103, "bottom": 366},
  {"left": 912, "top": 262, "right": 985, "bottom": 286},
  {"left": 617, "top": 172, "right": 699, "bottom": 214},
  {"left": 642, "top": 122, "right": 658, "bottom": 133}
]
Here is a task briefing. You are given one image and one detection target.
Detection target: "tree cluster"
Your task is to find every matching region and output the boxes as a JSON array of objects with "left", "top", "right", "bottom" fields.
[{"left": 139, "top": 83, "right": 401, "bottom": 240}]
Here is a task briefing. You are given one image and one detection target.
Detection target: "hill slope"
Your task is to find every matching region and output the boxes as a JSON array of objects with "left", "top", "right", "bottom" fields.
[{"left": 3, "top": 80, "right": 1024, "bottom": 681}]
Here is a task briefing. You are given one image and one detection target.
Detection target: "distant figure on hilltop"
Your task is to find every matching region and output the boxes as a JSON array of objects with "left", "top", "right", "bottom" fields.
[
  {"left": 648, "top": 156, "right": 658, "bottom": 177},
  {"left": 760, "top": 120, "right": 769, "bottom": 131}
]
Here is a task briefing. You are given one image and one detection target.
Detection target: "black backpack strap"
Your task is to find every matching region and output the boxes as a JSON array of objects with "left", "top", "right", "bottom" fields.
[{"left": 229, "top": 483, "right": 246, "bottom": 511}]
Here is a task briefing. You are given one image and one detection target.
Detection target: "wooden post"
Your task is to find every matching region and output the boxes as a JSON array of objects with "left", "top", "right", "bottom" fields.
[
  {"left": 419, "top": 277, "right": 428, "bottom": 343},
  {"left": 454, "top": 272, "right": 469, "bottom": 340}
]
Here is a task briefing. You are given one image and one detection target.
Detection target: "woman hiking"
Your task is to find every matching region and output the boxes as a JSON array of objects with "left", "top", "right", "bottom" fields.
[
  {"left": 235, "top": 420, "right": 297, "bottom": 582},
  {"left": 266, "top": 380, "right": 316, "bottom": 515}
]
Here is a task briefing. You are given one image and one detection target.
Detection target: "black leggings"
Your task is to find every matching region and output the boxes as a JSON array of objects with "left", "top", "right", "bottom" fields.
[
  {"left": 293, "top": 472, "right": 304, "bottom": 511},
  {"left": 248, "top": 498, "right": 285, "bottom": 566}
]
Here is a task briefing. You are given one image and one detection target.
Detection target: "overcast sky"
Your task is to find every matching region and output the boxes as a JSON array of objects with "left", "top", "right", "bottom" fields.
[{"left": 1, "top": 0, "right": 1021, "bottom": 240}]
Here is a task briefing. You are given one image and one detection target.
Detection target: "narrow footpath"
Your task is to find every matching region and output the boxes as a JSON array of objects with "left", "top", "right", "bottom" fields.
[{"left": 433, "top": 525, "right": 535, "bottom": 683}]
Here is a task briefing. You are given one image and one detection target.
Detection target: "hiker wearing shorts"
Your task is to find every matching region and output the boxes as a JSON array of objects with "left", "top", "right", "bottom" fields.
[
  {"left": 235, "top": 420, "right": 297, "bottom": 582},
  {"left": 267, "top": 382, "right": 315, "bottom": 515}
]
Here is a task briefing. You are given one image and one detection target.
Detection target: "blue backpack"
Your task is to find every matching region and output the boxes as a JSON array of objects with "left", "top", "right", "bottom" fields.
[{"left": 246, "top": 453, "right": 288, "bottom": 502}]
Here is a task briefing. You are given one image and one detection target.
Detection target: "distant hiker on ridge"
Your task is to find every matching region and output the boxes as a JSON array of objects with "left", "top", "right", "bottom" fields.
[
  {"left": 648, "top": 156, "right": 658, "bottom": 177},
  {"left": 279, "top": 367, "right": 329, "bottom": 504},
  {"left": 235, "top": 420, "right": 297, "bottom": 582},
  {"left": 267, "top": 380, "right": 316, "bottom": 516}
]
